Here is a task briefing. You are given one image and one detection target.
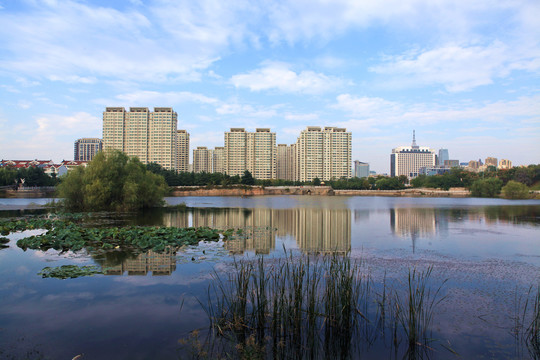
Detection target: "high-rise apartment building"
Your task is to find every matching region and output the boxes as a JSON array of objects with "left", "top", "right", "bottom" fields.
[
  {"left": 295, "top": 126, "right": 351, "bottom": 182},
  {"left": 74, "top": 138, "right": 103, "bottom": 161},
  {"left": 193, "top": 147, "right": 213, "bottom": 173},
  {"left": 224, "top": 128, "right": 276, "bottom": 179},
  {"left": 354, "top": 161, "right": 369, "bottom": 178},
  {"left": 390, "top": 131, "right": 436, "bottom": 179},
  {"left": 438, "top": 149, "right": 449, "bottom": 166},
  {"left": 277, "top": 144, "right": 288, "bottom": 180},
  {"left": 212, "top": 147, "right": 225, "bottom": 174},
  {"left": 499, "top": 159, "right": 512, "bottom": 169},
  {"left": 277, "top": 144, "right": 298, "bottom": 181},
  {"left": 176, "top": 130, "right": 190, "bottom": 172},
  {"left": 485, "top": 157, "right": 498, "bottom": 168},
  {"left": 102, "top": 107, "right": 178, "bottom": 170}
]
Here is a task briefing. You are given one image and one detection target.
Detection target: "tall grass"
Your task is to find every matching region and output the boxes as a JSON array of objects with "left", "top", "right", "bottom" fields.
[
  {"left": 189, "top": 252, "right": 449, "bottom": 359},
  {"left": 395, "top": 267, "right": 448, "bottom": 359},
  {"left": 527, "top": 286, "right": 540, "bottom": 359}
]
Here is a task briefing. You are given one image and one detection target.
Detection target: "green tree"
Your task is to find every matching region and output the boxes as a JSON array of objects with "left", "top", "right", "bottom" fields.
[
  {"left": 375, "top": 177, "right": 405, "bottom": 190},
  {"left": 501, "top": 180, "right": 530, "bottom": 199},
  {"left": 241, "top": 170, "right": 255, "bottom": 185},
  {"left": 312, "top": 177, "right": 321, "bottom": 186},
  {"left": 0, "top": 168, "right": 17, "bottom": 186},
  {"left": 58, "top": 150, "right": 168, "bottom": 211},
  {"left": 470, "top": 177, "right": 503, "bottom": 198}
]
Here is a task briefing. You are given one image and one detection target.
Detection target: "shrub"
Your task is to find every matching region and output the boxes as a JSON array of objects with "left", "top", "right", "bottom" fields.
[
  {"left": 501, "top": 180, "right": 530, "bottom": 199},
  {"left": 470, "top": 177, "right": 503, "bottom": 198}
]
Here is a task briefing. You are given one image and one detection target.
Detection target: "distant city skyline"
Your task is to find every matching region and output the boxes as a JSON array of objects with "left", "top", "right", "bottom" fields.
[{"left": 0, "top": 1, "right": 539, "bottom": 173}]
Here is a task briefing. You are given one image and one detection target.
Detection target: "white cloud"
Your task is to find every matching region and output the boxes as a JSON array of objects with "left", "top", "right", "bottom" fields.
[
  {"left": 17, "top": 100, "right": 32, "bottom": 109},
  {"left": 371, "top": 43, "right": 507, "bottom": 92},
  {"left": 215, "top": 102, "right": 277, "bottom": 118},
  {"left": 284, "top": 113, "right": 319, "bottom": 122},
  {"left": 333, "top": 94, "right": 540, "bottom": 131},
  {"left": 0, "top": 0, "right": 252, "bottom": 83},
  {"left": 333, "top": 94, "right": 402, "bottom": 116},
  {"left": 114, "top": 90, "right": 218, "bottom": 106},
  {"left": 231, "top": 62, "right": 343, "bottom": 94},
  {"left": 35, "top": 112, "right": 101, "bottom": 136}
]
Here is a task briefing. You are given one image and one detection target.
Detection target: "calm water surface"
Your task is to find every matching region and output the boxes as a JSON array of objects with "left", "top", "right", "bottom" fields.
[{"left": 1, "top": 196, "right": 539, "bottom": 359}]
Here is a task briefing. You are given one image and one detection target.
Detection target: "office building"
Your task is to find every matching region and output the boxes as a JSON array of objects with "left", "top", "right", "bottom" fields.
[
  {"left": 193, "top": 147, "right": 213, "bottom": 173},
  {"left": 224, "top": 128, "right": 276, "bottom": 179},
  {"left": 295, "top": 126, "right": 352, "bottom": 182},
  {"left": 438, "top": 149, "right": 449, "bottom": 166},
  {"left": 102, "top": 107, "right": 178, "bottom": 170},
  {"left": 390, "top": 131, "right": 436, "bottom": 179},
  {"left": 74, "top": 138, "right": 103, "bottom": 161},
  {"left": 212, "top": 147, "right": 225, "bottom": 174},
  {"left": 176, "top": 130, "right": 189, "bottom": 172},
  {"left": 354, "top": 161, "right": 369, "bottom": 178}
]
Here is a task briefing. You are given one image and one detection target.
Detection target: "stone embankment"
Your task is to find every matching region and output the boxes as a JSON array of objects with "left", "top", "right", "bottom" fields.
[
  {"left": 170, "top": 186, "right": 471, "bottom": 197},
  {"left": 170, "top": 186, "right": 335, "bottom": 197},
  {"left": 0, "top": 187, "right": 56, "bottom": 198}
]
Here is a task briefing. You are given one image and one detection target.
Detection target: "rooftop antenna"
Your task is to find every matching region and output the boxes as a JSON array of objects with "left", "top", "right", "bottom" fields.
[{"left": 412, "top": 130, "right": 419, "bottom": 149}]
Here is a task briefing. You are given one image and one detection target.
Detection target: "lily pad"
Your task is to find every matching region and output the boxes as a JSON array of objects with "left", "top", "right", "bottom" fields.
[{"left": 38, "top": 265, "right": 103, "bottom": 279}]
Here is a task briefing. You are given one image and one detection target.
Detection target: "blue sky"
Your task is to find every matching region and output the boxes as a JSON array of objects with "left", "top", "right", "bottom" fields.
[{"left": 0, "top": 0, "right": 539, "bottom": 173}]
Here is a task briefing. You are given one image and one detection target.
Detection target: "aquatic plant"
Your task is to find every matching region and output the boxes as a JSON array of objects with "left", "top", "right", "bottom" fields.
[
  {"left": 17, "top": 224, "right": 228, "bottom": 253},
  {"left": 0, "top": 236, "right": 9, "bottom": 249},
  {"left": 187, "top": 253, "right": 449, "bottom": 359},
  {"left": 38, "top": 265, "right": 103, "bottom": 279},
  {"left": 527, "top": 286, "right": 540, "bottom": 359},
  {"left": 395, "top": 266, "right": 447, "bottom": 359}
]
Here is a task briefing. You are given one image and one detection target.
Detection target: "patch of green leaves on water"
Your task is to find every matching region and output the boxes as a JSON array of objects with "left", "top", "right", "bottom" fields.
[
  {"left": 0, "top": 236, "right": 9, "bottom": 249},
  {"left": 38, "top": 265, "right": 103, "bottom": 279},
  {"left": 16, "top": 223, "right": 230, "bottom": 253},
  {"left": 0, "top": 212, "right": 88, "bottom": 235}
]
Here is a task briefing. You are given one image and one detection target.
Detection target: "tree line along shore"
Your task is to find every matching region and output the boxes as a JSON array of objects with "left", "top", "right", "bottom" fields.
[{"left": 1, "top": 151, "right": 539, "bottom": 204}]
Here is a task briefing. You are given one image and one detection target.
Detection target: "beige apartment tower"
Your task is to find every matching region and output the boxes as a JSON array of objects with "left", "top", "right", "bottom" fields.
[
  {"left": 193, "top": 146, "right": 213, "bottom": 173},
  {"left": 224, "top": 128, "right": 277, "bottom": 179},
  {"left": 499, "top": 159, "right": 512, "bottom": 169},
  {"left": 102, "top": 107, "right": 178, "bottom": 170},
  {"left": 176, "top": 130, "right": 190, "bottom": 172},
  {"left": 277, "top": 144, "right": 297, "bottom": 181},
  {"left": 295, "top": 126, "right": 352, "bottom": 182},
  {"left": 213, "top": 147, "right": 225, "bottom": 174}
]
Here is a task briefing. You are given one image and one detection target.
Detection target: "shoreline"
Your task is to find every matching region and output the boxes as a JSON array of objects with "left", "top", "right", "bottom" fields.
[{"left": 169, "top": 185, "right": 471, "bottom": 197}]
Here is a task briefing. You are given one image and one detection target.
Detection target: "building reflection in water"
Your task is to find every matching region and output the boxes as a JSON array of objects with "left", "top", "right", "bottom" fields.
[
  {"left": 390, "top": 208, "right": 449, "bottom": 252},
  {"left": 103, "top": 250, "right": 177, "bottom": 276},
  {"left": 163, "top": 208, "right": 351, "bottom": 255}
]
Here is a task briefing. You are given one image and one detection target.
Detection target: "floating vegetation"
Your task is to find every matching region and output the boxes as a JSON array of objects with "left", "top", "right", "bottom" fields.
[
  {"left": 184, "top": 252, "right": 450, "bottom": 359},
  {"left": 16, "top": 224, "right": 231, "bottom": 253},
  {"left": 0, "top": 236, "right": 9, "bottom": 249},
  {"left": 38, "top": 265, "right": 103, "bottom": 279},
  {"left": 0, "top": 212, "right": 89, "bottom": 235}
]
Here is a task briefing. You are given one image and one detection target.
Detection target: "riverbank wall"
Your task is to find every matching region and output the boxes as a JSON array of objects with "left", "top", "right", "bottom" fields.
[
  {"left": 170, "top": 186, "right": 471, "bottom": 197},
  {"left": 0, "top": 187, "right": 56, "bottom": 198}
]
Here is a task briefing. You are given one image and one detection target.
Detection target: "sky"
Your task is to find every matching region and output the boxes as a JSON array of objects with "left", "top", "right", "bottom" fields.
[{"left": 0, "top": 0, "right": 539, "bottom": 173}]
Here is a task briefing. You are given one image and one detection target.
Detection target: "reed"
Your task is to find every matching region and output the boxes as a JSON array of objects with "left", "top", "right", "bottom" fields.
[
  {"left": 191, "top": 252, "right": 449, "bottom": 359},
  {"left": 527, "top": 285, "right": 540, "bottom": 359},
  {"left": 395, "top": 266, "right": 447, "bottom": 359}
]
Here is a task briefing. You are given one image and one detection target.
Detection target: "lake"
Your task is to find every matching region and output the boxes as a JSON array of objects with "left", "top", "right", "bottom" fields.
[{"left": 1, "top": 196, "right": 539, "bottom": 359}]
